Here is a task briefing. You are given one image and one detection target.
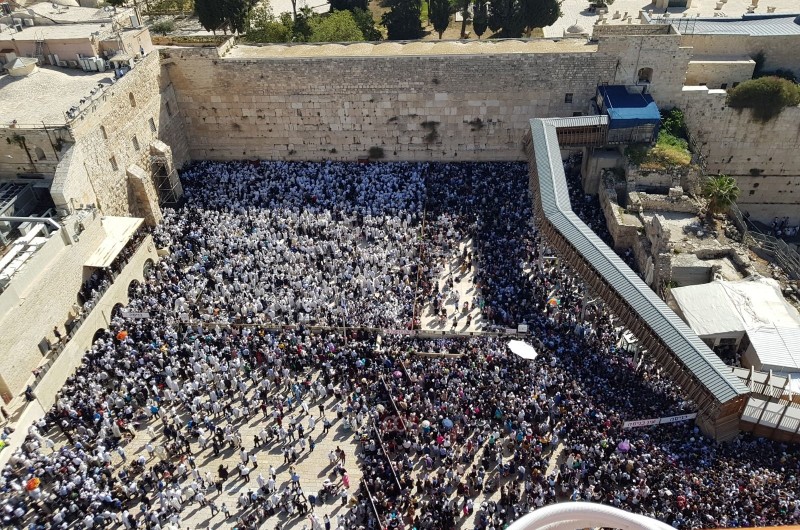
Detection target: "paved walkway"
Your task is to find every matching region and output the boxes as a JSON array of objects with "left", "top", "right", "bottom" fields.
[
  {"left": 419, "top": 239, "right": 485, "bottom": 333},
  {"left": 44, "top": 375, "right": 363, "bottom": 529}
]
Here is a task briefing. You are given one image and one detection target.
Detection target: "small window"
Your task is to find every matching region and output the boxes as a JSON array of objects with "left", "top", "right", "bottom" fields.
[
  {"left": 129, "top": 92, "right": 136, "bottom": 108},
  {"left": 637, "top": 67, "right": 653, "bottom": 83},
  {"left": 572, "top": 111, "right": 583, "bottom": 117},
  {"left": 749, "top": 190, "right": 755, "bottom": 195},
  {"left": 35, "top": 147, "right": 46, "bottom": 161},
  {"left": 132, "top": 135, "right": 140, "bottom": 151},
  {"left": 109, "top": 156, "right": 118, "bottom": 171},
  {"left": 100, "top": 125, "right": 107, "bottom": 139},
  {"left": 564, "top": 93, "right": 573, "bottom": 104},
  {"left": 720, "top": 83, "right": 728, "bottom": 90},
  {"left": 149, "top": 117, "right": 156, "bottom": 132},
  {"left": 732, "top": 82, "right": 740, "bottom": 88},
  {"left": 165, "top": 101, "right": 173, "bottom": 117}
]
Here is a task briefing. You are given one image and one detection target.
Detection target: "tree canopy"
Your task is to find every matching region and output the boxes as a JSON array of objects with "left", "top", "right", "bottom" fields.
[
  {"left": 472, "top": 0, "right": 488, "bottom": 38},
  {"left": 329, "top": 0, "right": 370, "bottom": 12},
  {"left": 702, "top": 174, "right": 740, "bottom": 215},
  {"left": 310, "top": 9, "right": 365, "bottom": 41},
  {"left": 382, "top": 0, "right": 423, "bottom": 40},
  {"left": 488, "top": 0, "right": 561, "bottom": 37},
  {"left": 428, "top": 0, "right": 451, "bottom": 39},
  {"left": 726, "top": 76, "right": 800, "bottom": 122}
]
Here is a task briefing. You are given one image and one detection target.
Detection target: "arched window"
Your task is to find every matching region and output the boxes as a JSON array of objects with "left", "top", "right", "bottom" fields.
[
  {"left": 638, "top": 67, "right": 653, "bottom": 84},
  {"left": 35, "top": 147, "right": 46, "bottom": 160},
  {"left": 129, "top": 92, "right": 136, "bottom": 107}
]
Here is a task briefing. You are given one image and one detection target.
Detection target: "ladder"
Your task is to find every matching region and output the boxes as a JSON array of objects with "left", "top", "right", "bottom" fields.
[{"left": 34, "top": 31, "right": 44, "bottom": 63}]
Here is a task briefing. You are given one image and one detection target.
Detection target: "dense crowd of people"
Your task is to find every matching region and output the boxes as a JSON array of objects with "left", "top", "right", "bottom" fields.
[{"left": 1, "top": 161, "right": 799, "bottom": 530}]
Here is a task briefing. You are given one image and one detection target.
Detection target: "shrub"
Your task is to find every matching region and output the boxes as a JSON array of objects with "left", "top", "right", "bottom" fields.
[
  {"left": 726, "top": 76, "right": 800, "bottom": 122},
  {"left": 151, "top": 19, "right": 176, "bottom": 35},
  {"left": 368, "top": 146, "right": 385, "bottom": 159}
]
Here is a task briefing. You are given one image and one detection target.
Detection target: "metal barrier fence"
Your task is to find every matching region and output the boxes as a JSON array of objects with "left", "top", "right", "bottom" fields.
[
  {"left": 729, "top": 203, "right": 800, "bottom": 280},
  {"left": 688, "top": 131, "right": 800, "bottom": 280}
]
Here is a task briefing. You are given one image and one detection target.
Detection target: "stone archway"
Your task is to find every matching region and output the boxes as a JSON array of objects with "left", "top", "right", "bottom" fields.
[
  {"left": 143, "top": 259, "right": 155, "bottom": 277},
  {"left": 111, "top": 303, "right": 125, "bottom": 319},
  {"left": 128, "top": 279, "right": 141, "bottom": 300},
  {"left": 92, "top": 328, "right": 108, "bottom": 343}
]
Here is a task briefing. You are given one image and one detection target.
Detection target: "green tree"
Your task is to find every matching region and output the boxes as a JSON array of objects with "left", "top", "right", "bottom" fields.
[
  {"left": 726, "top": 76, "right": 800, "bottom": 121},
  {"left": 488, "top": 0, "right": 523, "bottom": 37},
  {"left": 329, "top": 0, "right": 369, "bottom": 12},
  {"left": 196, "top": 0, "right": 225, "bottom": 33},
  {"left": 520, "top": 0, "right": 561, "bottom": 35},
  {"left": 472, "top": 0, "right": 487, "bottom": 38},
  {"left": 310, "top": 10, "right": 365, "bottom": 41},
  {"left": 292, "top": 6, "right": 315, "bottom": 40},
  {"left": 382, "top": 0, "right": 423, "bottom": 40},
  {"left": 428, "top": 0, "right": 450, "bottom": 39},
  {"left": 351, "top": 7, "right": 382, "bottom": 40},
  {"left": 106, "top": 0, "right": 126, "bottom": 6},
  {"left": 702, "top": 174, "right": 740, "bottom": 216},
  {"left": 222, "top": 0, "right": 253, "bottom": 33},
  {"left": 453, "top": 0, "right": 470, "bottom": 38}
]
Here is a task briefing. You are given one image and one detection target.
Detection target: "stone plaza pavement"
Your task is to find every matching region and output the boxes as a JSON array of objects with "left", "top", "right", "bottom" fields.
[
  {"left": 419, "top": 239, "right": 486, "bottom": 334},
  {"left": 93, "top": 385, "right": 365, "bottom": 529}
]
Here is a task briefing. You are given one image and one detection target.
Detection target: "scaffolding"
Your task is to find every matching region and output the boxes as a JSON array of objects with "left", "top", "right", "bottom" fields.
[{"left": 150, "top": 154, "right": 182, "bottom": 207}]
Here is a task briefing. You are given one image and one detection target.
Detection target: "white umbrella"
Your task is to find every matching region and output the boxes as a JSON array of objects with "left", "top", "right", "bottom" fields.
[{"left": 508, "top": 340, "right": 538, "bottom": 360}]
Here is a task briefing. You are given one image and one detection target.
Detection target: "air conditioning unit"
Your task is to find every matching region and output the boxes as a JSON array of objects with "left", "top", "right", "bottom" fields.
[
  {"left": 57, "top": 60, "right": 68, "bottom": 67},
  {"left": 23, "top": 18, "right": 33, "bottom": 26},
  {"left": 67, "top": 60, "right": 78, "bottom": 68},
  {"left": 13, "top": 23, "right": 23, "bottom": 32}
]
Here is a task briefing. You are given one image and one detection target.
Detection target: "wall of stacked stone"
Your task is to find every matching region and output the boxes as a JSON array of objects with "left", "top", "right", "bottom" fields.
[
  {"left": 52, "top": 52, "right": 189, "bottom": 216},
  {"left": 681, "top": 87, "right": 800, "bottom": 224},
  {"left": 680, "top": 34, "right": 800, "bottom": 74},
  {"left": 0, "top": 212, "right": 104, "bottom": 400},
  {"left": 599, "top": 176, "right": 640, "bottom": 250},
  {"left": 164, "top": 49, "right": 616, "bottom": 162},
  {"left": 0, "top": 127, "right": 72, "bottom": 179}
]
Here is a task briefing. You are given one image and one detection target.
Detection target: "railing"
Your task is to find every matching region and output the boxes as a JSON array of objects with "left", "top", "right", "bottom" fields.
[
  {"left": 729, "top": 203, "right": 800, "bottom": 280},
  {"left": 688, "top": 131, "right": 800, "bottom": 280}
]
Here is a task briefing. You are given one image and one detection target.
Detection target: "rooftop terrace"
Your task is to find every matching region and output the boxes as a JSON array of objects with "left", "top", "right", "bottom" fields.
[{"left": 0, "top": 67, "right": 113, "bottom": 126}]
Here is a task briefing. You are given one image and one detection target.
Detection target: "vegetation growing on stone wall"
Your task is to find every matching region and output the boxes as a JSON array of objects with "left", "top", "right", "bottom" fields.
[
  {"left": 625, "top": 108, "right": 692, "bottom": 171},
  {"left": 726, "top": 76, "right": 800, "bottom": 122},
  {"left": 368, "top": 146, "right": 385, "bottom": 158}
]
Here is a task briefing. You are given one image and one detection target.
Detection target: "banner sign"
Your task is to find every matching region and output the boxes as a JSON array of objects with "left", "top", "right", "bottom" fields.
[
  {"left": 623, "top": 413, "right": 696, "bottom": 429},
  {"left": 120, "top": 311, "right": 150, "bottom": 319}
]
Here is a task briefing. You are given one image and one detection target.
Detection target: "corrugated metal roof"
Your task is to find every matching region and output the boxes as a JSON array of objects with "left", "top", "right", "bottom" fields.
[
  {"left": 530, "top": 117, "right": 749, "bottom": 404},
  {"left": 690, "top": 15, "right": 800, "bottom": 37},
  {"left": 550, "top": 115, "right": 608, "bottom": 128}
]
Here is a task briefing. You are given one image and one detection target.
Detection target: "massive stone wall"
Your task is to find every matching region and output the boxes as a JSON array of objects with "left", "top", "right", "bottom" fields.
[
  {"left": 681, "top": 88, "right": 800, "bottom": 224},
  {"left": 162, "top": 36, "right": 691, "bottom": 162},
  {"left": 163, "top": 42, "right": 614, "bottom": 162},
  {"left": 0, "top": 213, "right": 103, "bottom": 400},
  {"left": 0, "top": 127, "right": 73, "bottom": 180},
  {"left": 51, "top": 52, "right": 189, "bottom": 216}
]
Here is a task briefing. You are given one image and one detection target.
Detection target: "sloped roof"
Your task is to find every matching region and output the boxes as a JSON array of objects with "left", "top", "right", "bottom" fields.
[
  {"left": 529, "top": 117, "right": 749, "bottom": 404},
  {"left": 747, "top": 326, "right": 800, "bottom": 371},
  {"left": 671, "top": 277, "right": 800, "bottom": 336},
  {"left": 689, "top": 14, "right": 800, "bottom": 37}
]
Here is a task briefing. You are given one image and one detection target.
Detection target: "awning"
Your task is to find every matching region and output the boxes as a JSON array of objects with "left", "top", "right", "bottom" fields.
[{"left": 85, "top": 216, "right": 144, "bottom": 268}]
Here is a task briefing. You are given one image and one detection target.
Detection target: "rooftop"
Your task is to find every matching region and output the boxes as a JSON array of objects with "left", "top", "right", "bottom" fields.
[
  {"left": 225, "top": 39, "right": 598, "bottom": 59},
  {"left": 22, "top": 2, "right": 113, "bottom": 24},
  {"left": 687, "top": 14, "right": 800, "bottom": 36},
  {"left": 0, "top": 66, "right": 113, "bottom": 126},
  {"left": 0, "top": 23, "right": 111, "bottom": 42}
]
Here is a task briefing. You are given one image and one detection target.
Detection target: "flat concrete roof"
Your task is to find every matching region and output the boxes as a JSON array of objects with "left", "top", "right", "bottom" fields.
[
  {"left": 225, "top": 39, "right": 598, "bottom": 59},
  {"left": 0, "top": 66, "right": 113, "bottom": 126},
  {"left": 24, "top": 2, "right": 111, "bottom": 24},
  {"left": 0, "top": 24, "right": 110, "bottom": 42}
]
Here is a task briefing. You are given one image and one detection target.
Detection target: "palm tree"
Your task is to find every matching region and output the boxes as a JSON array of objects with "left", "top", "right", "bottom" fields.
[{"left": 702, "top": 174, "right": 740, "bottom": 216}]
